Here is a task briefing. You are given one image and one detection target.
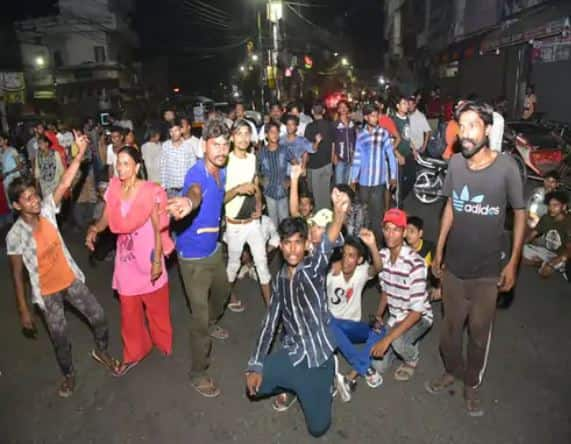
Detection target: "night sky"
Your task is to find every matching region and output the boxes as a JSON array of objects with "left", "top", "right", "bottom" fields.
[{"left": 4, "top": 0, "right": 384, "bottom": 92}]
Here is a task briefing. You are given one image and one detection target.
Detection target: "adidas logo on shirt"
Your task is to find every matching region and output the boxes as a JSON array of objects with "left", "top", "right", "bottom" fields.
[{"left": 452, "top": 185, "right": 500, "bottom": 216}]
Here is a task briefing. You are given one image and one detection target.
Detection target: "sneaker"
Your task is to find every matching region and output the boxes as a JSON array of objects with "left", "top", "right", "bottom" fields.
[
  {"left": 424, "top": 373, "right": 455, "bottom": 395},
  {"left": 365, "top": 367, "right": 383, "bottom": 388},
  {"left": 333, "top": 355, "right": 352, "bottom": 402},
  {"left": 272, "top": 393, "right": 297, "bottom": 412}
]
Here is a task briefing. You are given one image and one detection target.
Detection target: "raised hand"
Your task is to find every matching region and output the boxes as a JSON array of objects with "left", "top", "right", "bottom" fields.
[
  {"left": 72, "top": 130, "right": 89, "bottom": 157},
  {"left": 331, "top": 187, "right": 350, "bottom": 216},
  {"left": 359, "top": 228, "right": 376, "bottom": 248},
  {"left": 291, "top": 163, "right": 305, "bottom": 182}
]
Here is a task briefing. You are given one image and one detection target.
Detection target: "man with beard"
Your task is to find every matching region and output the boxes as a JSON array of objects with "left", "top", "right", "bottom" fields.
[
  {"left": 425, "top": 101, "right": 525, "bottom": 417},
  {"left": 165, "top": 118, "right": 231, "bottom": 398}
]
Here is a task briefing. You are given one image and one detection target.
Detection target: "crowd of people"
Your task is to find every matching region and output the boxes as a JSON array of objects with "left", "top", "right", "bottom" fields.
[{"left": 1, "top": 91, "right": 569, "bottom": 437}]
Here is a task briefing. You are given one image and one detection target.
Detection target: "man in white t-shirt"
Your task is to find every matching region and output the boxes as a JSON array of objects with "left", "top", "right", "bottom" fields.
[
  {"left": 327, "top": 230, "right": 384, "bottom": 401},
  {"left": 181, "top": 116, "right": 204, "bottom": 159},
  {"left": 258, "top": 103, "right": 286, "bottom": 143},
  {"left": 106, "top": 127, "right": 125, "bottom": 178},
  {"left": 407, "top": 97, "right": 431, "bottom": 152},
  {"left": 141, "top": 128, "right": 162, "bottom": 183},
  {"left": 234, "top": 103, "right": 259, "bottom": 144},
  {"left": 224, "top": 119, "right": 271, "bottom": 311}
]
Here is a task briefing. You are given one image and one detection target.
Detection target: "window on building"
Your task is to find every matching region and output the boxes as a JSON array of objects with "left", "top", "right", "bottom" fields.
[
  {"left": 53, "top": 50, "right": 63, "bottom": 68},
  {"left": 94, "top": 46, "right": 106, "bottom": 63}
]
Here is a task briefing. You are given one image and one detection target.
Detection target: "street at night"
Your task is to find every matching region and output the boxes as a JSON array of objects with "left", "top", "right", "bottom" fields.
[
  {"left": 1, "top": 0, "right": 571, "bottom": 443},
  {"left": 2, "top": 194, "right": 570, "bottom": 443}
]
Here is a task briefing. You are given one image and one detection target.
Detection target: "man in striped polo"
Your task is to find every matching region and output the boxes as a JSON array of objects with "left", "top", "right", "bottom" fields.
[{"left": 370, "top": 208, "right": 433, "bottom": 381}]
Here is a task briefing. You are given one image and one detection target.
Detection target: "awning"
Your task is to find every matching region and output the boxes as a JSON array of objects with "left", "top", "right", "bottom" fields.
[{"left": 481, "top": 1, "right": 571, "bottom": 52}]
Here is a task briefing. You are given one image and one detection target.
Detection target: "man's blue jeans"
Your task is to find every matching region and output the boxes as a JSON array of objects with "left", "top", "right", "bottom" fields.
[
  {"left": 334, "top": 161, "right": 350, "bottom": 185},
  {"left": 330, "top": 317, "right": 386, "bottom": 376}
]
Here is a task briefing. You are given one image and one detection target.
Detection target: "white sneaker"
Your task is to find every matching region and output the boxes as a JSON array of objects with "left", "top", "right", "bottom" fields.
[
  {"left": 333, "top": 355, "right": 352, "bottom": 403},
  {"left": 365, "top": 367, "right": 383, "bottom": 388}
]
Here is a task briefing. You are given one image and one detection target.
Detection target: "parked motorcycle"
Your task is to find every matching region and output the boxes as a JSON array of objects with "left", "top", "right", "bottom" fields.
[{"left": 413, "top": 155, "right": 448, "bottom": 204}]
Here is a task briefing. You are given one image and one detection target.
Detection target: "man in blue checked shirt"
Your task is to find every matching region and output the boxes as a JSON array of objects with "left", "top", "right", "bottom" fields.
[
  {"left": 245, "top": 187, "right": 351, "bottom": 438},
  {"left": 351, "top": 104, "right": 398, "bottom": 244}
]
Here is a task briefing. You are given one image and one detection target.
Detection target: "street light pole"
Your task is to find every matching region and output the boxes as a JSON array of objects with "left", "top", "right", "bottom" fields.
[{"left": 257, "top": 9, "right": 265, "bottom": 111}]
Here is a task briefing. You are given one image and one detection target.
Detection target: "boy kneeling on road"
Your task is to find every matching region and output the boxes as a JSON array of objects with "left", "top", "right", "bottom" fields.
[
  {"left": 327, "top": 231, "right": 385, "bottom": 402},
  {"left": 6, "top": 131, "right": 117, "bottom": 398},
  {"left": 371, "top": 208, "right": 433, "bottom": 381},
  {"left": 245, "top": 188, "right": 350, "bottom": 438}
]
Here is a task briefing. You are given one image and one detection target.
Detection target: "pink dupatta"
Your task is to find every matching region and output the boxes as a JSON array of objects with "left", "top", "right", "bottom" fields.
[{"left": 105, "top": 177, "right": 174, "bottom": 256}]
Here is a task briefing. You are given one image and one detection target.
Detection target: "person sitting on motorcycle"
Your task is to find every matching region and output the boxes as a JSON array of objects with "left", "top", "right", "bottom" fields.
[{"left": 526, "top": 170, "right": 560, "bottom": 229}]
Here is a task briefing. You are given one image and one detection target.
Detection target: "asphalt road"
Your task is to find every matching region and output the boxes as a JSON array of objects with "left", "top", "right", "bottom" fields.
[{"left": 1, "top": 192, "right": 570, "bottom": 444}]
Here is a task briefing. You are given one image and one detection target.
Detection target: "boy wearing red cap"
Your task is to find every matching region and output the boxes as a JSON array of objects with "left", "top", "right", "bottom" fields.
[{"left": 370, "top": 208, "right": 433, "bottom": 381}]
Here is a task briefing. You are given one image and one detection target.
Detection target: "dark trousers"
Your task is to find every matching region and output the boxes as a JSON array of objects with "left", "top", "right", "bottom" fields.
[
  {"left": 359, "top": 185, "right": 385, "bottom": 245},
  {"left": 178, "top": 246, "right": 230, "bottom": 381},
  {"left": 43, "top": 280, "right": 109, "bottom": 376},
  {"left": 440, "top": 270, "right": 498, "bottom": 388},
  {"left": 254, "top": 348, "right": 334, "bottom": 437},
  {"left": 399, "top": 154, "right": 417, "bottom": 207}
]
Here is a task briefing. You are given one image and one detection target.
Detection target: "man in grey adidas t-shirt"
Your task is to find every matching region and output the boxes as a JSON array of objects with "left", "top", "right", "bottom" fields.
[{"left": 425, "top": 101, "right": 525, "bottom": 417}]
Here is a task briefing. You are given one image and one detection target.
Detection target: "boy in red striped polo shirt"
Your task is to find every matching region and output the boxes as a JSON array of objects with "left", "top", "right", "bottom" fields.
[{"left": 371, "top": 208, "right": 433, "bottom": 381}]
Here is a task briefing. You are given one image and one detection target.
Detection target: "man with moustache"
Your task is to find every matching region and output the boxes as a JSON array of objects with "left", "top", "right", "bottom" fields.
[
  {"left": 166, "top": 118, "right": 231, "bottom": 398},
  {"left": 425, "top": 101, "right": 525, "bottom": 417}
]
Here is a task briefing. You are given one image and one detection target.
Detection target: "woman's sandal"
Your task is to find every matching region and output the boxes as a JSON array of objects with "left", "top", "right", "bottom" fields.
[
  {"left": 191, "top": 376, "right": 221, "bottom": 398},
  {"left": 91, "top": 349, "right": 120, "bottom": 375},
  {"left": 113, "top": 361, "right": 140, "bottom": 377}
]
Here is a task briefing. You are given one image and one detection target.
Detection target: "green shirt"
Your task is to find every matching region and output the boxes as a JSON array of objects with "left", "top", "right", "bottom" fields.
[
  {"left": 394, "top": 114, "right": 412, "bottom": 156},
  {"left": 535, "top": 214, "right": 571, "bottom": 255}
]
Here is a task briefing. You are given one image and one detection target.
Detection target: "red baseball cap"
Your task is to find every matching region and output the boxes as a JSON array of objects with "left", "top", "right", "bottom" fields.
[{"left": 382, "top": 208, "right": 407, "bottom": 228}]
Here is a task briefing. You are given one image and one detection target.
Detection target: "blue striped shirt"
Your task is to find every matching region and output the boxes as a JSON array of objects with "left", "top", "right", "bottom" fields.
[
  {"left": 257, "top": 144, "right": 292, "bottom": 200},
  {"left": 351, "top": 125, "right": 397, "bottom": 187},
  {"left": 247, "top": 235, "right": 340, "bottom": 372}
]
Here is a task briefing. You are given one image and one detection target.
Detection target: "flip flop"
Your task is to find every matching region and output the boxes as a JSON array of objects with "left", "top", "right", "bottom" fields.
[
  {"left": 191, "top": 376, "right": 221, "bottom": 398},
  {"left": 113, "top": 361, "right": 140, "bottom": 377},
  {"left": 90, "top": 349, "right": 120, "bottom": 375},
  {"left": 227, "top": 300, "right": 246, "bottom": 313}
]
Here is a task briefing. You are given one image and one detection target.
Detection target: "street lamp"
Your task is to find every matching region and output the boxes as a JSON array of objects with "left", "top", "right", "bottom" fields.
[
  {"left": 239, "top": 65, "right": 246, "bottom": 72},
  {"left": 35, "top": 56, "right": 45, "bottom": 67},
  {"left": 251, "top": 54, "right": 259, "bottom": 62},
  {"left": 378, "top": 76, "right": 385, "bottom": 85},
  {"left": 341, "top": 57, "right": 349, "bottom": 66}
]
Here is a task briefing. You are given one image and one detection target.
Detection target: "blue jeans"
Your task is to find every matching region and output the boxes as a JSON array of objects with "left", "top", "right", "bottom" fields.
[
  {"left": 253, "top": 348, "right": 334, "bottom": 437},
  {"left": 331, "top": 317, "right": 386, "bottom": 376},
  {"left": 334, "top": 161, "right": 350, "bottom": 185}
]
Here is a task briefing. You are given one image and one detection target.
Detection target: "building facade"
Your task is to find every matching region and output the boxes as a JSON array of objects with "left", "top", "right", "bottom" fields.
[
  {"left": 15, "top": 0, "right": 139, "bottom": 120},
  {"left": 385, "top": 0, "right": 571, "bottom": 122}
]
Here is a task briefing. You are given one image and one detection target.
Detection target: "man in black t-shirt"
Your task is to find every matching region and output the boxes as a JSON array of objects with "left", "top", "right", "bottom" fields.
[
  {"left": 304, "top": 102, "right": 335, "bottom": 211},
  {"left": 425, "top": 101, "right": 526, "bottom": 417}
]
